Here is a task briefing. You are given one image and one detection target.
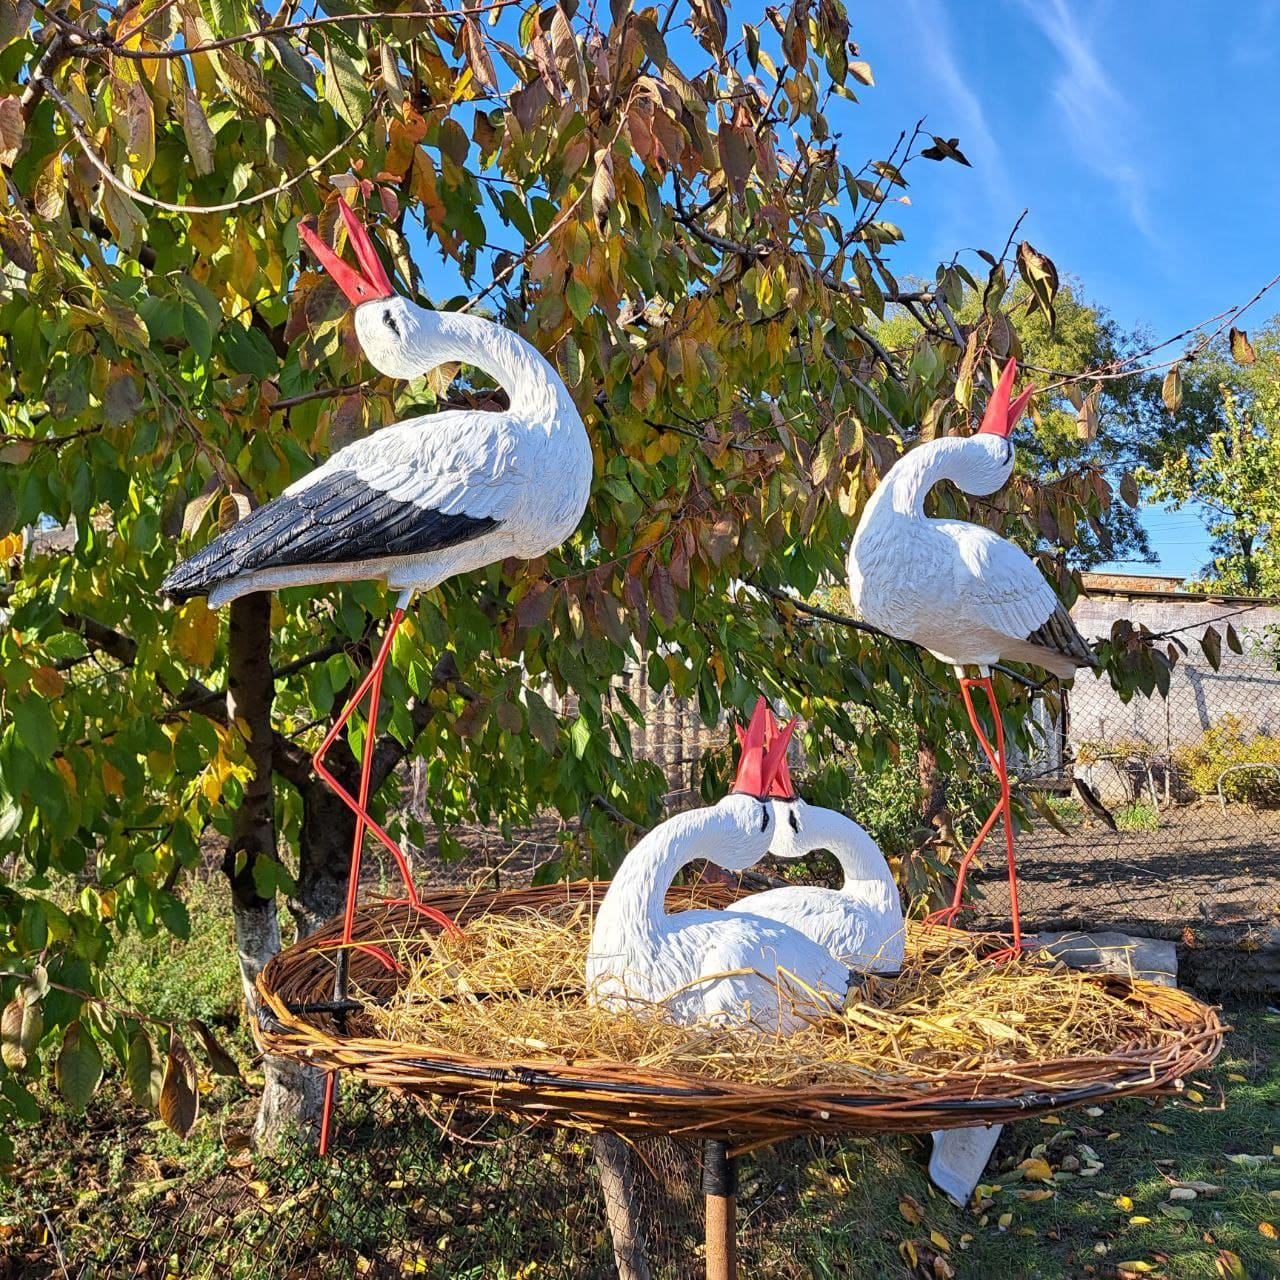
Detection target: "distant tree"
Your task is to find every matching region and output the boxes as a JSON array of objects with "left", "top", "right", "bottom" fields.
[
  {"left": 1138, "top": 321, "right": 1280, "bottom": 595},
  {"left": 0, "top": 0, "right": 1186, "bottom": 1153}
]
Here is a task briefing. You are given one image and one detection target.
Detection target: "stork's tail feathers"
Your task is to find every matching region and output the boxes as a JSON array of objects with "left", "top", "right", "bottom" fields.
[
  {"left": 1026, "top": 601, "right": 1098, "bottom": 672},
  {"left": 160, "top": 531, "right": 238, "bottom": 602}
]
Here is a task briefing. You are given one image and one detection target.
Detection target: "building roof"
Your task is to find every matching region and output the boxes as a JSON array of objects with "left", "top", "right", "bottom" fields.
[{"left": 1079, "top": 571, "right": 1279, "bottom": 607}]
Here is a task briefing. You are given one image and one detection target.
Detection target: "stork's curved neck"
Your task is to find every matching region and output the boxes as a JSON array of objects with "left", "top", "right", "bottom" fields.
[
  {"left": 416, "top": 310, "right": 569, "bottom": 425},
  {"left": 594, "top": 807, "right": 738, "bottom": 946},
  {"left": 798, "top": 807, "right": 895, "bottom": 890},
  {"left": 872, "top": 440, "right": 959, "bottom": 518}
]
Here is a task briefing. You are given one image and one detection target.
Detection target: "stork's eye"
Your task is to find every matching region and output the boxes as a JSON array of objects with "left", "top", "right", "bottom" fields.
[
  {"left": 383, "top": 309, "right": 400, "bottom": 338},
  {"left": 1001, "top": 440, "right": 1013, "bottom": 465},
  {"left": 759, "top": 805, "right": 770, "bottom": 832},
  {"left": 789, "top": 808, "right": 800, "bottom": 832}
]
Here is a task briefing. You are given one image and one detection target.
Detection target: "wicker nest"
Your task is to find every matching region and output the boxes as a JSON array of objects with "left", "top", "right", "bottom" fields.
[{"left": 257, "top": 882, "right": 1223, "bottom": 1148}]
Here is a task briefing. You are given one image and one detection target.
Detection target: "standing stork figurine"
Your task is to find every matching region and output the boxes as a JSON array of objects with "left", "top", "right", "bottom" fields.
[
  {"left": 161, "top": 195, "right": 593, "bottom": 1145},
  {"left": 847, "top": 359, "right": 1096, "bottom": 956}
]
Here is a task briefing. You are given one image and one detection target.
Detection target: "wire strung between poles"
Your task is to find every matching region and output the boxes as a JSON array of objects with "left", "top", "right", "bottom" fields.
[
  {"left": 925, "top": 671, "right": 1023, "bottom": 958},
  {"left": 312, "top": 591, "right": 461, "bottom": 1154}
]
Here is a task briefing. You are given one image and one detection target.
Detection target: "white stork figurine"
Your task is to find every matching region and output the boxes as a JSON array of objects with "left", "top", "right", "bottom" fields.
[
  {"left": 586, "top": 701, "right": 851, "bottom": 1034},
  {"left": 725, "top": 703, "right": 905, "bottom": 974},
  {"left": 847, "top": 359, "right": 1096, "bottom": 954},
  {"left": 161, "top": 195, "right": 593, "bottom": 1147}
]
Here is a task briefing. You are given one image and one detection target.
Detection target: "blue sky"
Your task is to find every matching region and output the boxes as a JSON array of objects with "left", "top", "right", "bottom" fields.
[{"left": 818, "top": 0, "right": 1280, "bottom": 578}]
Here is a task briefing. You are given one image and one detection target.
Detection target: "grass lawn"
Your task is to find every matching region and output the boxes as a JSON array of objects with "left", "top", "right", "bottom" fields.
[{"left": 2, "top": 881, "right": 1278, "bottom": 1278}]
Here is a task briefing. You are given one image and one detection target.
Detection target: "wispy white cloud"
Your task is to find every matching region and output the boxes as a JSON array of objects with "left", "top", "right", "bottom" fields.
[
  {"left": 902, "top": 0, "right": 1017, "bottom": 221},
  {"left": 1017, "top": 0, "right": 1157, "bottom": 241}
]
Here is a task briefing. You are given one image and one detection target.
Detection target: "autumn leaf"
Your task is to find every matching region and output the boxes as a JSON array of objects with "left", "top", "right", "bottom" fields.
[
  {"left": 1229, "top": 327, "right": 1256, "bottom": 365},
  {"left": 159, "top": 1034, "right": 200, "bottom": 1138}
]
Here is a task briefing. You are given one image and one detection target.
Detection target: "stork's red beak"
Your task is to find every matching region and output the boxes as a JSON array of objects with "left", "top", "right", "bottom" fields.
[
  {"left": 298, "top": 196, "right": 395, "bottom": 307},
  {"left": 732, "top": 697, "right": 797, "bottom": 799},
  {"left": 977, "top": 358, "right": 1035, "bottom": 440}
]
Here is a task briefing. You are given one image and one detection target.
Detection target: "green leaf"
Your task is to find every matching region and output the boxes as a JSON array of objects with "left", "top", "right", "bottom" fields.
[
  {"left": 324, "top": 39, "right": 371, "bottom": 132},
  {"left": 250, "top": 854, "right": 278, "bottom": 900},
  {"left": 566, "top": 279, "right": 592, "bottom": 323},
  {"left": 11, "top": 696, "right": 56, "bottom": 759},
  {"left": 55, "top": 1021, "right": 103, "bottom": 1113},
  {"left": 126, "top": 1029, "right": 163, "bottom": 1108}
]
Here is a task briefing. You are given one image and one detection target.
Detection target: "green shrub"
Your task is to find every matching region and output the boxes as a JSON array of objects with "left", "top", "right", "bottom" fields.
[{"left": 1174, "top": 714, "right": 1280, "bottom": 805}]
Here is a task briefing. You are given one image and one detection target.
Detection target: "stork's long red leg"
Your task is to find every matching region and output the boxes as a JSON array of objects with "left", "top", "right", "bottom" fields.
[
  {"left": 313, "top": 596, "right": 458, "bottom": 1155},
  {"left": 926, "top": 675, "right": 1022, "bottom": 954}
]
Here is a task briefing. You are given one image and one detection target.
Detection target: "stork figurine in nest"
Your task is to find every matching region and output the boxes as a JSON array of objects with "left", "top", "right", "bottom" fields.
[
  {"left": 162, "top": 196, "right": 593, "bottom": 1145},
  {"left": 586, "top": 699, "right": 851, "bottom": 1035},
  {"left": 847, "top": 359, "right": 1096, "bottom": 955}
]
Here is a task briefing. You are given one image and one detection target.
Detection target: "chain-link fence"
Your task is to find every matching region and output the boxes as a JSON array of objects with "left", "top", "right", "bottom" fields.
[{"left": 975, "top": 639, "right": 1280, "bottom": 942}]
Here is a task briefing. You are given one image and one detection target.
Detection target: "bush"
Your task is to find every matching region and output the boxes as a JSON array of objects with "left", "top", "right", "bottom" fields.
[{"left": 1174, "top": 714, "right": 1280, "bottom": 805}]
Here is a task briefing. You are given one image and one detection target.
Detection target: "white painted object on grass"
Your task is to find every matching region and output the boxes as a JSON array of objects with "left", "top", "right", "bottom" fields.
[
  {"left": 929, "top": 1125, "right": 1004, "bottom": 1206},
  {"left": 585, "top": 703, "right": 851, "bottom": 1035},
  {"left": 161, "top": 197, "right": 592, "bottom": 609}
]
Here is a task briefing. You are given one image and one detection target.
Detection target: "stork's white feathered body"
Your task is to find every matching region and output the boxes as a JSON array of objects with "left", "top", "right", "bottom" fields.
[
  {"left": 586, "top": 797, "right": 851, "bottom": 1034},
  {"left": 847, "top": 433, "right": 1093, "bottom": 679},
  {"left": 728, "top": 801, "right": 905, "bottom": 974},
  {"left": 587, "top": 706, "right": 850, "bottom": 1036},
  {"left": 162, "top": 309, "right": 592, "bottom": 608}
]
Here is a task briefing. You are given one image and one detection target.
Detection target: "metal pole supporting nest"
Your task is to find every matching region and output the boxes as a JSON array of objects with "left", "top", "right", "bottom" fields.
[{"left": 702, "top": 1139, "right": 738, "bottom": 1280}]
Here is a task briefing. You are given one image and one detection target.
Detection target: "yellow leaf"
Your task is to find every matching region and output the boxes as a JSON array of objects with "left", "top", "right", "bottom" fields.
[
  {"left": 1148, "top": 1122, "right": 1175, "bottom": 1134},
  {"left": 1019, "top": 1157, "right": 1053, "bottom": 1183},
  {"left": 997, "top": 1212, "right": 1012, "bottom": 1230},
  {"left": 898, "top": 1195, "right": 923, "bottom": 1225},
  {"left": 1020, "top": 1189, "right": 1054, "bottom": 1202},
  {"left": 1185, "top": 1088, "right": 1204, "bottom": 1103},
  {"left": 101, "top": 760, "right": 125, "bottom": 798},
  {"left": 929, "top": 1229, "right": 951, "bottom": 1253},
  {"left": 171, "top": 598, "right": 220, "bottom": 669},
  {"left": 1129, "top": 1216, "right": 1152, "bottom": 1225},
  {"left": 1216, "top": 1249, "right": 1248, "bottom": 1279},
  {"left": 1226, "top": 1073, "right": 1247, "bottom": 1083},
  {"left": 1115, "top": 1196, "right": 1134, "bottom": 1212},
  {"left": 1117, "top": 1264, "right": 1155, "bottom": 1276},
  {"left": 1260, "top": 1222, "right": 1278, "bottom": 1239},
  {"left": 54, "top": 757, "right": 75, "bottom": 788},
  {"left": 897, "top": 1240, "right": 917, "bottom": 1268},
  {"left": 248, "top": 1180, "right": 270, "bottom": 1198}
]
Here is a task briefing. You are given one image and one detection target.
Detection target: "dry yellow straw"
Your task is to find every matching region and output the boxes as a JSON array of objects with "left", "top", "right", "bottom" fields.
[{"left": 363, "top": 902, "right": 1182, "bottom": 1090}]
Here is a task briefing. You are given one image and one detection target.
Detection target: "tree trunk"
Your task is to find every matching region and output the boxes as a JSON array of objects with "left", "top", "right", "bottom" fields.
[
  {"left": 222, "top": 592, "right": 324, "bottom": 1148},
  {"left": 591, "top": 1132, "right": 652, "bottom": 1280},
  {"left": 918, "top": 742, "right": 948, "bottom": 827},
  {"left": 292, "top": 775, "right": 358, "bottom": 936}
]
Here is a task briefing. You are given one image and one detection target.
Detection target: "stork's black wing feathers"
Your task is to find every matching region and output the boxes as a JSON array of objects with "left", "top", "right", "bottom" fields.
[
  {"left": 160, "top": 470, "right": 498, "bottom": 601},
  {"left": 1026, "top": 601, "right": 1097, "bottom": 669}
]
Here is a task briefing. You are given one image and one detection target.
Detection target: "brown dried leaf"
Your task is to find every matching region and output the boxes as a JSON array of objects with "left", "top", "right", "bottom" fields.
[
  {"left": 159, "top": 1034, "right": 200, "bottom": 1138},
  {"left": 0, "top": 94, "right": 22, "bottom": 167},
  {"left": 1229, "top": 327, "right": 1256, "bottom": 365}
]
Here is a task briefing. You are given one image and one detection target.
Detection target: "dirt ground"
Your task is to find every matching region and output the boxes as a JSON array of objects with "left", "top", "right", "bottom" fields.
[{"left": 963, "top": 801, "right": 1280, "bottom": 939}]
